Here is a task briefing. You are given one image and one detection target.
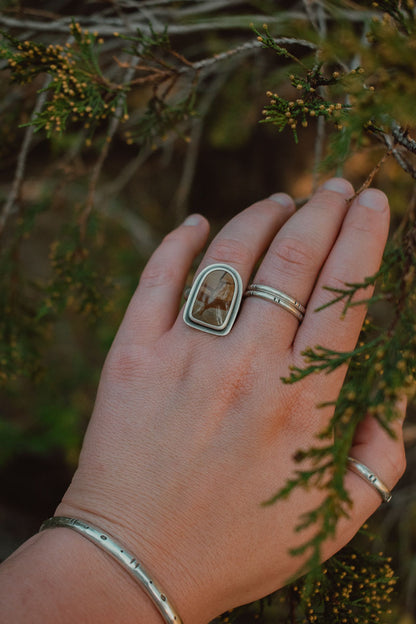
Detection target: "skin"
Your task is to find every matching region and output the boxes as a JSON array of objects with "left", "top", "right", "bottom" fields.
[{"left": 0, "top": 178, "right": 406, "bottom": 623}]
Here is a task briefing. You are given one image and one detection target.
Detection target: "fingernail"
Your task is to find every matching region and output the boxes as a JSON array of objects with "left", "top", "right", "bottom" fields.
[
  {"left": 358, "top": 189, "right": 388, "bottom": 211},
  {"left": 322, "top": 177, "right": 353, "bottom": 194},
  {"left": 183, "top": 214, "right": 202, "bottom": 226},
  {"left": 268, "top": 192, "right": 294, "bottom": 208}
]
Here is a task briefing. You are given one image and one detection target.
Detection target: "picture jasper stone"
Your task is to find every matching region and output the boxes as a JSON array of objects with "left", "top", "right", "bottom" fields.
[
  {"left": 190, "top": 269, "right": 236, "bottom": 328},
  {"left": 183, "top": 263, "right": 243, "bottom": 335}
]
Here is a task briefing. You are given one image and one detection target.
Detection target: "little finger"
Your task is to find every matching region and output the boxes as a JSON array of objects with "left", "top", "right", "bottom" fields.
[{"left": 295, "top": 188, "right": 390, "bottom": 355}]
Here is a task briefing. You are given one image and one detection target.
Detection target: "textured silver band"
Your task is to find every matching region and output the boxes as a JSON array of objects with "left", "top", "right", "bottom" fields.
[
  {"left": 245, "top": 283, "right": 305, "bottom": 322},
  {"left": 40, "top": 516, "right": 183, "bottom": 624},
  {"left": 347, "top": 457, "right": 392, "bottom": 503}
]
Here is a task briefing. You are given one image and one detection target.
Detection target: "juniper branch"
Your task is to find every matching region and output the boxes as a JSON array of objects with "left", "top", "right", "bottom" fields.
[{"left": 283, "top": 337, "right": 384, "bottom": 384}]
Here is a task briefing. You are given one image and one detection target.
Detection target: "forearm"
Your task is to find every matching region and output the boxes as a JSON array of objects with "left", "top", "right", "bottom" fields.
[{"left": 0, "top": 528, "right": 163, "bottom": 624}]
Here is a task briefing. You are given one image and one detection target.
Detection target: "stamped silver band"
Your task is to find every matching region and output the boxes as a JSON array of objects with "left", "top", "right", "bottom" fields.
[
  {"left": 40, "top": 516, "right": 183, "bottom": 624},
  {"left": 247, "top": 284, "right": 306, "bottom": 314},
  {"left": 183, "top": 263, "right": 243, "bottom": 336},
  {"left": 347, "top": 456, "right": 392, "bottom": 503},
  {"left": 245, "top": 284, "right": 305, "bottom": 322}
]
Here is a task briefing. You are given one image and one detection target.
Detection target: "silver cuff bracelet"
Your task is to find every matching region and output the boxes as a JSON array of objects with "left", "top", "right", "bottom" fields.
[{"left": 40, "top": 516, "right": 183, "bottom": 624}]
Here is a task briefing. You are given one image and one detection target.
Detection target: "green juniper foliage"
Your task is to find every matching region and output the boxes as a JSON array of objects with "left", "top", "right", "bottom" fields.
[
  {"left": 0, "top": 22, "right": 128, "bottom": 138},
  {"left": 1, "top": 1, "right": 416, "bottom": 621},
  {"left": 215, "top": 535, "right": 397, "bottom": 623}
]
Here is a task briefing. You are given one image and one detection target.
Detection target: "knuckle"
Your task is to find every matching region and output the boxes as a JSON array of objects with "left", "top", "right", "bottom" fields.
[
  {"left": 162, "top": 229, "right": 184, "bottom": 246},
  {"left": 390, "top": 446, "right": 407, "bottom": 482},
  {"left": 271, "top": 237, "right": 316, "bottom": 276},
  {"left": 346, "top": 213, "right": 375, "bottom": 235},
  {"left": 140, "top": 260, "right": 180, "bottom": 289},
  {"left": 207, "top": 237, "right": 254, "bottom": 267},
  {"left": 104, "top": 344, "right": 151, "bottom": 382}
]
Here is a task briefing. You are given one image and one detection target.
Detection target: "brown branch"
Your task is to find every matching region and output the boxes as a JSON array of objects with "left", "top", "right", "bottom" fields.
[
  {"left": 170, "top": 49, "right": 194, "bottom": 68},
  {"left": 3, "top": 7, "right": 62, "bottom": 21},
  {"left": 78, "top": 62, "right": 137, "bottom": 240},
  {"left": 171, "top": 66, "right": 233, "bottom": 223},
  {"left": 367, "top": 124, "right": 416, "bottom": 180},
  {"left": 354, "top": 149, "right": 393, "bottom": 195},
  {"left": 392, "top": 122, "right": 416, "bottom": 155},
  {"left": 0, "top": 76, "right": 51, "bottom": 237},
  {"left": 127, "top": 72, "right": 171, "bottom": 87},
  {"left": 0, "top": 13, "right": 304, "bottom": 36}
]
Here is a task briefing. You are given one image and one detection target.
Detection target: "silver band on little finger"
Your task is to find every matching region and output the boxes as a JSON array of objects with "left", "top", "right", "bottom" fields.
[{"left": 347, "top": 456, "right": 392, "bottom": 503}]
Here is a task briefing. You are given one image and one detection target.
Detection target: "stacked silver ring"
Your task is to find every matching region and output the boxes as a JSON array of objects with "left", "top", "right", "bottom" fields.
[{"left": 245, "top": 283, "right": 305, "bottom": 322}]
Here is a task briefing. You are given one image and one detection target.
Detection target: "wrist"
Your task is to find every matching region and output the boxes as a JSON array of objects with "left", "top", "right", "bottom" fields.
[
  {"left": 41, "top": 516, "right": 183, "bottom": 624},
  {"left": 1, "top": 527, "right": 165, "bottom": 624},
  {"left": 55, "top": 498, "right": 215, "bottom": 624},
  {"left": 45, "top": 527, "right": 164, "bottom": 624}
]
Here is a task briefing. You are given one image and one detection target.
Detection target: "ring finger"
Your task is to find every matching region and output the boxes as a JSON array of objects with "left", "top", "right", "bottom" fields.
[{"left": 241, "top": 178, "right": 354, "bottom": 349}]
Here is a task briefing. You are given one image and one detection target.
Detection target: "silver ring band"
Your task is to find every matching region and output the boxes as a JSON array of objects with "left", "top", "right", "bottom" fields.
[
  {"left": 245, "top": 283, "right": 305, "bottom": 322},
  {"left": 247, "top": 284, "right": 306, "bottom": 313},
  {"left": 347, "top": 456, "right": 392, "bottom": 503}
]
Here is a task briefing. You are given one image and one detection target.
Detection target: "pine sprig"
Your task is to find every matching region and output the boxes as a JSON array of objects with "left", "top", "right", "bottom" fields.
[
  {"left": 0, "top": 22, "right": 126, "bottom": 137},
  {"left": 131, "top": 91, "right": 198, "bottom": 145},
  {"left": 369, "top": 0, "right": 416, "bottom": 34},
  {"left": 252, "top": 24, "right": 308, "bottom": 67},
  {"left": 282, "top": 336, "right": 383, "bottom": 385},
  {"left": 116, "top": 23, "right": 171, "bottom": 58},
  {"left": 258, "top": 42, "right": 353, "bottom": 143},
  {"left": 291, "top": 541, "right": 397, "bottom": 623},
  {"left": 215, "top": 538, "right": 397, "bottom": 623},
  {"left": 40, "top": 216, "right": 112, "bottom": 321}
]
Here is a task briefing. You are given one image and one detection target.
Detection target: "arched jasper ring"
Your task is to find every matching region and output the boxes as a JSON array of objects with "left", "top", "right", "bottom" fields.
[
  {"left": 183, "top": 263, "right": 243, "bottom": 336},
  {"left": 347, "top": 456, "right": 392, "bottom": 503},
  {"left": 244, "top": 283, "right": 305, "bottom": 322}
]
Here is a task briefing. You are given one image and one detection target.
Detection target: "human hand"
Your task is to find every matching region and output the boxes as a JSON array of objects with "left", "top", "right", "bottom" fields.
[{"left": 56, "top": 178, "right": 406, "bottom": 623}]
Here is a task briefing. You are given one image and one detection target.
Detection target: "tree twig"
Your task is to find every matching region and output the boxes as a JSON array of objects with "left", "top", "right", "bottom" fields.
[
  {"left": 0, "top": 75, "right": 51, "bottom": 237},
  {"left": 392, "top": 121, "right": 416, "bottom": 155},
  {"left": 354, "top": 148, "right": 393, "bottom": 195},
  {"left": 79, "top": 62, "right": 137, "bottom": 240},
  {"left": 171, "top": 65, "right": 234, "bottom": 223},
  {"left": 372, "top": 126, "right": 416, "bottom": 180}
]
